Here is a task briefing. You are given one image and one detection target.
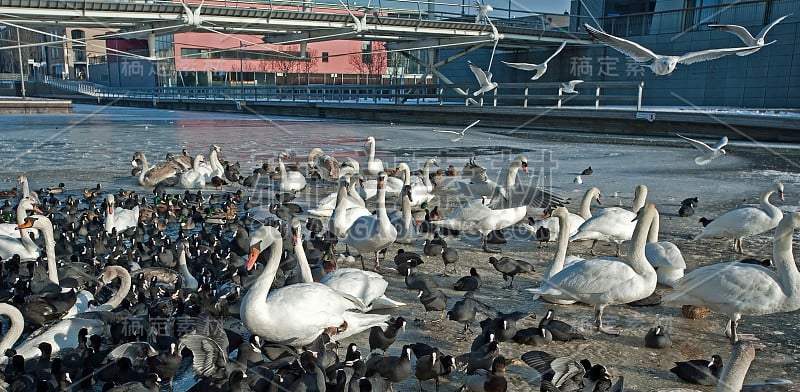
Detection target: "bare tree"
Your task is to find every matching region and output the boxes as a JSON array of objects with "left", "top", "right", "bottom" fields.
[
  {"left": 1, "top": 28, "right": 41, "bottom": 74},
  {"left": 348, "top": 41, "right": 387, "bottom": 84}
]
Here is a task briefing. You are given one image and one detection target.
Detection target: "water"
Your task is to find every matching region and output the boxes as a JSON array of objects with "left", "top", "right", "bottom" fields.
[{"left": 4, "top": 104, "right": 800, "bottom": 391}]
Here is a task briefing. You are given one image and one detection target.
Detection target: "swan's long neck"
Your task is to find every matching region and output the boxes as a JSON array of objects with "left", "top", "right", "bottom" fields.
[
  {"left": 19, "top": 177, "right": 31, "bottom": 200},
  {"left": 0, "top": 303, "right": 23, "bottom": 356},
  {"left": 421, "top": 162, "right": 433, "bottom": 188},
  {"left": 243, "top": 235, "right": 283, "bottom": 314},
  {"left": 102, "top": 266, "right": 131, "bottom": 309},
  {"left": 631, "top": 185, "right": 648, "bottom": 214},
  {"left": 760, "top": 188, "right": 782, "bottom": 220},
  {"left": 545, "top": 212, "right": 570, "bottom": 279},
  {"left": 717, "top": 342, "right": 756, "bottom": 392},
  {"left": 401, "top": 165, "right": 411, "bottom": 186},
  {"left": 626, "top": 204, "right": 656, "bottom": 275},
  {"left": 278, "top": 156, "right": 287, "bottom": 178},
  {"left": 773, "top": 213, "right": 800, "bottom": 298},
  {"left": 40, "top": 217, "right": 58, "bottom": 284},
  {"left": 579, "top": 188, "right": 599, "bottom": 219},
  {"left": 377, "top": 183, "right": 389, "bottom": 223},
  {"left": 209, "top": 149, "right": 223, "bottom": 173},
  {"left": 646, "top": 209, "right": 660, "bottom": 243},
  {"left": 505, "top": 163, "right": 521, "bottom": 189},
  {"left": 177, "top": 245, "right": 198, "bottom": 290},
  {"left": 401, "top": 191, "right": 412, "bottom": 227},
  {"left": 139, "top": 153, "right": 150, "bottom": 172},
  {"left": 368, "top": 141, "right": 376, "bottom": 163},
  {"left": 294, "top": 232, "right": 314, "bottom": 283}
]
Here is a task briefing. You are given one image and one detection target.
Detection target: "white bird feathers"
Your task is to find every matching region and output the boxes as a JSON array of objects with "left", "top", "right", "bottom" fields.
[
  {"left": 676, "top": 133, "right": 729, "bottom": 165},
  {"left": 709, "top": 14, "right": 791, "bottom": 56},
  {"left": 583, "top": 23, "right": 765, "bottom": 75},
  {"left": 502, "top": 41, "right": 567, "bottom": 80},
  {"left": 432, "top": 119, "right": 481, "bottom": 142},
  {"left": 468, "top": 60, "right": 498, "bottom": 96},
  {"left": 561, "top": 80, "right": 584, "bottom": 94}
]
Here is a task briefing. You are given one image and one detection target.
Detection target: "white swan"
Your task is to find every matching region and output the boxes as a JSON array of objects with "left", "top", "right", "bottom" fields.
[
  {"left": 206, "top": 144, "right": 225, "bottom": 179},
  {"left": 291, "top": 221, "right": 404, "bottom": 311},
  {"left": 693, "top": 182, "right": 784, "bottom": 254},
  {"left": 240, "top": 225, "right": 390, "bottom": 347},
  {"left": 328, "top": 178, "right": 371, "bottom": 238},
  {"left": 645, "top": 208, "right": 685, "bottom": 287},
  {"left": 17, "top": 174, "right": 39, "bottom": 205},
  {"left": 524, "top": 187, "right": 601, "bottom": 240},
  {"left": 177, "top": 240, "right": 198, "bottom": 291},
  {"left": 180, "top": 155, "right": 208, "bottom": 189},
  {"left": 131, "top": 151, "right": 180, "bottom": 187},
  {"left": 1, "top": 216, "right": 56, "bottom": 284},
  {"left": 527, "top": 203, "right": 659, "bottom": 334},
  {"left": 432, "top": 199, "right": 526, "bottom": 253},
  {"left": 342, "top": 173, "right": 398, "bottom": 269},
  {"left": 541, "top": 206, "right": 583, "bottom": 305},
  {"left": 307, "top": 147, "right": 340, "bottom": 181},
  {"left": 0, "top": 197, "right": 41, "bottom": 239},
  {"left": 454, "top": 156, "right": 527, "bottom": 200},
  {"left": 570, "top": 184, "right": 648, "bottom": 256},
  {"left": 277, "top": 151, "right": 307, "bottom": 192},
  {"left": 104, "top": 194, "right": 139, "bottom": 234},
  {"left": 90, "top": 265, "right": 132, "bottom": 312},
  {"left": 363, "top": 136, "right": 384, "bottom": 176},
  {"left": 663, "top": 211, "right": 800, "bottom": 343},
  {"left": 308, "top": 175, "right": 365, "bottom": 217},
  {"left": 390, "top": 185, "right": 418, "bottom": 244},
  {"left": 9, "top": 313, "right": 105, "bottom": 362},
  {"left": 396, "top": 162, "right": 436, "bottom": 207}
]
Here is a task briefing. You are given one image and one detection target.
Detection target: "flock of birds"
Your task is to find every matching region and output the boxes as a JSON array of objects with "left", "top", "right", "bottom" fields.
[
  {"left": 464, "top": 6, "right": 791, "bottom": 97},
  {"left": 0, "top": 126, "right": 797, "bottom": 392}
]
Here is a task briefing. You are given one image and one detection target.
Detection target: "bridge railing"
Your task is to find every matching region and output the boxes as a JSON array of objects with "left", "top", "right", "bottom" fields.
[{"left": 74, "top": 81, "right": 644, "bottom": 109}]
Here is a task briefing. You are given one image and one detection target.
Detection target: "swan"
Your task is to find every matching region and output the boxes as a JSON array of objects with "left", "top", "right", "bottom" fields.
[
  {"left": 527, "top": 203, "right": 659, "bottom": 335},
  {"left": 693, "top": 182, "right": 784, "bottom": 254},
  {"left": 431, "top": 199, "right": 526, "bottom": 253},
  {"left": 570, "top": 184, "right": 648, "bottom": 256},
  {"left": 396, "top": 162, "right": 435, "bottom": 207},
  {"left": 342, "top": 173, "right": 397, "bottom": 270},
  {"left": 663, "top": 211, "right": 800, "bottom": 343},
  {"left": 17, "top": 174, "right": 39, "bottom": 204},
  {"left": 0, "top": 197, "right": 41, "bottom": 239},
  {"left": 307, "top": 147, "right": 340, "bottom": 181},
  {"left": 277, "top": 151, "right": 307, "bottom": 192},
  {"left": 206, "top": 144, "right": 225, "bottom": 179},
  {"left": 104, "top": 194, "right": 140, "bottom": 234},
  {"left": 291, "top": 221, "right": 405, "bottom": 311},
  {"left": 455, "top": 156, "right": 526, "bottom": 200},
  {"left": 390, "top": 185, "right": 418, "bottom": 244},
  {"left": 645, "top": 207, "right": 686, "bottom": 287},
  {"left": 541, "top": 206, "right": 583, "bottom": 305},
  {"left": 524, "top": 187, "right": 601, "bottom": 240},
  {"left": 180, "top": 155, "right": 208, "bottom": 189},
  {"left": 240, "top": 225, "right": 390, "bottom": 347},
  {"left": 308, "top": 175, "right": 365, "bottom": 217},
  {"left": 176, "top": 240, "right": 198, "bottom": 291},
  {"left": 131, "top": 151, "right": 180, "bottom": 187},
  {"left": 363, "top": 136, "right": 385, "bottom": 176},
  {"left": 0, "top": 304, "right": 24, "bottom": 355},
  {"left": 410, "top": 158, "right": 439, "bottom": 193},
  {"left": 89, "top": 265, "right": 132, "bottom": 312},
  {"left": 328, "top": 178, "right": 371, "bottom": 238},
  {"left": 1, "top": 217, "right": 56, "bottom": 285}
]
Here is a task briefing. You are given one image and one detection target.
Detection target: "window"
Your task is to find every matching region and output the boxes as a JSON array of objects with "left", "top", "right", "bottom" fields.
[
  {"left": 361, "top": 42, "right": 372, "bottom": 64},
  {"left": 322, "top": 52, "right": 329, "bottom": 62}
]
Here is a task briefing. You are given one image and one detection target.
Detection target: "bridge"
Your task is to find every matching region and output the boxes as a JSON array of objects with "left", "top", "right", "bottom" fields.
[{"left": 0, "top": 0, "right": 588, "bottom": 52}]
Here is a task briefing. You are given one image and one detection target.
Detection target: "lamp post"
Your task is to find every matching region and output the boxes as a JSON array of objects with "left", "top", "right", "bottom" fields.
[
  {"left": 239, "top": 41, "right": 244, "bottom": 100},
  {"left": 16, "top": 27, "right": 26, "bottom": 98}
]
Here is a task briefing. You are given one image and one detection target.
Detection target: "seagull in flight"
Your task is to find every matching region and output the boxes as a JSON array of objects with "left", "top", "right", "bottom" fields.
[
  {"left": 475, "top": 1, "right": 493, "bottom": 24},
  {"left": 502, "top": 41, "right": 567, "bottom": 80},
  {"left": 677, "top": 134, "right": 729, "bottom": 165},
  {"left": 709, "top": 14, "right": 791, "bottom": 56},
  {"left": 468, "top": 61, "right": 498, "bottom": 96},
  {"left": 433, "top": 120, "right": 480, "bottom": 142},
  {"left": 583, "top": 23, "right": 764, "bottom": 75},
  {"left": 561, "top": 80, "right": 583, "bottom": 94}
]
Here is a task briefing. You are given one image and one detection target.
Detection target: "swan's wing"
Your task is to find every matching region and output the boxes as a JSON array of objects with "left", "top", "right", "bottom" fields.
[
  {"left": 677, "top": 46, "right": 761, "bottom": 64},
  {"left": 584, "top": 23, "right": 657, "bottom": 62},
  {"left": 543, "top": 41, "right": 568, "bottom": 64},
  {"left": 468, "top": 61, "right": 490, "bottom": 85},
  {"left": 756, "top": 14, "right": 791, "bottom": 40},
  {"left": 501, "top": 61, "right": 541, "bottom": 71},
  {"left": 711, "top": 135, "right": 729, "bottom": 150},
  {"left": 707, "top": 23, "right": 756, "bottom": 44},
  {"left": 190, "top": 316, "right": 231, "bottom": 353},
  {"left": 179, "top": 333, "right": 227, "bottom": 378},
  {"left": 676, "top": 134, "right": 713, "bottom": 153}
]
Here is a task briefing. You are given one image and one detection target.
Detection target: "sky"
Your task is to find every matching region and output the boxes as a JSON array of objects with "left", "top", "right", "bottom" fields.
[{"left": 361, "top": 0, "right": 572, "bottom": 18}]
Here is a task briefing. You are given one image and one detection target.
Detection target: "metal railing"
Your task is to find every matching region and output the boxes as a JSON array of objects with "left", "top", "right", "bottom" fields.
[{"left": 44, "top": 79, "right": 645, "bottom": 110}]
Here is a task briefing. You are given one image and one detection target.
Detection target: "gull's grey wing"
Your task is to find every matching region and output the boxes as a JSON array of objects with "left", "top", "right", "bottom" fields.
[{"left": 584, "top": 24, "right": 657, "bottom": 62}]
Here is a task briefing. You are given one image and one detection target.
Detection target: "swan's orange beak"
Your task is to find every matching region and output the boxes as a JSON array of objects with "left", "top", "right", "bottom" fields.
[
  {"left": 247, "top": 247, "right": 260, "bottom": 271},
  {"left": 377, "top": 177, "right": 385, "bottom": 189},
  {"left": 33, "top": 205, "right": 43, "bottom": 214},
  {"left": 597, "top": 195, "right": 603, "bottom": 205},
  {"left": 16, "top": 220, "right": 33, "bottom": 230},
  {"left": 108, "top": 205, "right": 114, "bottom": 214},
  {"left": 779, "top": 191, "right": 785, "bottom": 201},
  {"left": 522, "top": 162, "right": 529, "bottom": 174}
]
